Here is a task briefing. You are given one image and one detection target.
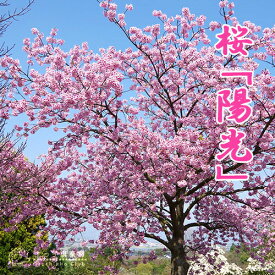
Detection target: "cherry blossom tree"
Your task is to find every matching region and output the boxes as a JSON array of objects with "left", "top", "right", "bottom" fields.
[
  {"left": 0, "top": 119, "right": 45, "bottom": 228},
  {"left": 0, "top": 0, "right": 34, "bottom": 114},
  {"left": 0, "top": 121, "right": 58, "bottom": 270},
  {"left": 0, "top": 1, "right": 274, "bottom": 274}
]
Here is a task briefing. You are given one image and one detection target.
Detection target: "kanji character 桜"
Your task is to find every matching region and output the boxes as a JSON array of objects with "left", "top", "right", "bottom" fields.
[
  {"left": 215, "top": 24, "right": 254, "bottom": 56},
  {"left": 216, "top": 128, "right": 253, "bottom": 163},
  {"left": 216, "top": 87, "right": 252, "bottom": 124}
]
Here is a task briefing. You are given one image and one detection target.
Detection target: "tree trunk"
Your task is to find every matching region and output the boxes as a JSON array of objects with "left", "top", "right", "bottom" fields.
[{"left": 171, "top": 247, "right": 190, "bottom": 275}]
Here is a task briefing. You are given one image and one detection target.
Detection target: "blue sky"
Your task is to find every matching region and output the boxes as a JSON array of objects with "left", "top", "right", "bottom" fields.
[
  {"left": 1, "top": 0, "right": 274, "bottom": 240},
  {"left": 4, "top": 0, "right": 275, "bottom": 61}
]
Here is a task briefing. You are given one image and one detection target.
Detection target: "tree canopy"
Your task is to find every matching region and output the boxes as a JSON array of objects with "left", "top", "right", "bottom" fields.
[{"left": 0, "top": 215, "right": 47, "bottom": 273}]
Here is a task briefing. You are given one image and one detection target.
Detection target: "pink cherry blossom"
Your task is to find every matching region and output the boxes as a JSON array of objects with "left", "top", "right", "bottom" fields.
[{"left": 0, "top": 1, "right": 274, "bottom": 274}]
